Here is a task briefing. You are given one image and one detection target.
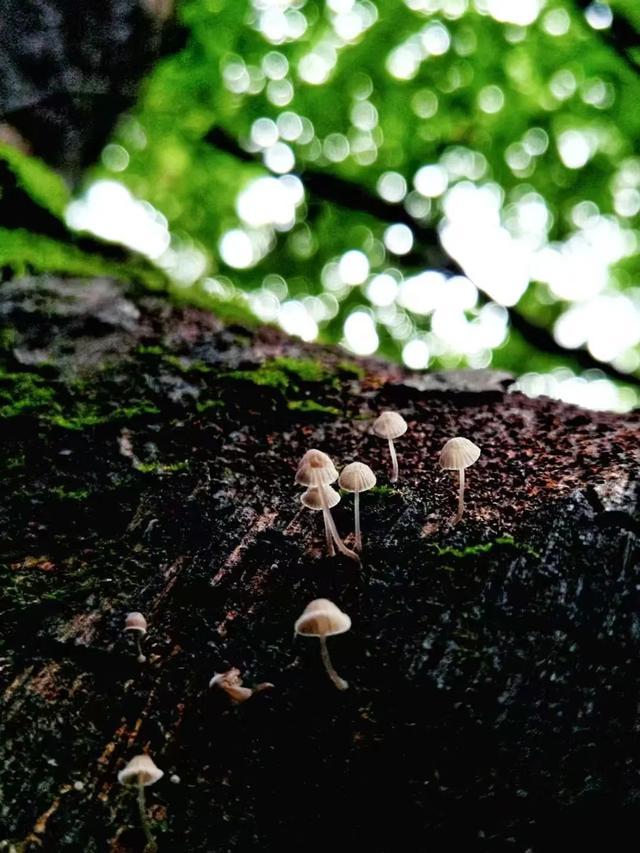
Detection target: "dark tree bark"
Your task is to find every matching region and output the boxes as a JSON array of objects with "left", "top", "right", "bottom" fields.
[
  {"left": 0, "top": 275, "right": 638, "bottom": 852},
  {"left": 0, "top": 0, "right": 185, "bottom": 180}
]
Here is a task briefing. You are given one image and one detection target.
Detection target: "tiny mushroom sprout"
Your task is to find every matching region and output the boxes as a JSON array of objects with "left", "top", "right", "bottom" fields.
[
  {"left": 373, "top": 411, "right": 407, "bottom": 483},
  {"left": 295, "top": 598, "right": 351, "bottom": 691},
  {"left": 209, "top": 667, "right": 274, "bottom": 703},
  {"left": 118, "top": 753, "right": 164, "bottom": 853},
  {"left": 124, "top": 611, "right": 148, "bottom": 663},
  {"left": 296, "top": 449, "right": 359, "bottom": 563},
  {"left": 338, "top": 462, "right": 376, "bottom": 551},
  {"left": 438, "top": 437, "right": 481, "bottom": 524}
]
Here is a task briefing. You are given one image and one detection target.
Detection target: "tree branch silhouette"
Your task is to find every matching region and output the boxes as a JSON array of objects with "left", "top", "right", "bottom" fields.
[{"left": 573, "top": 0, "right": 640, "bottom": 78}]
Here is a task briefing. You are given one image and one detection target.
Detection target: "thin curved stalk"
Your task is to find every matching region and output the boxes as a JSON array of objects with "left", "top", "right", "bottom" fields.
[
  {"left": 135, "top": 635, "right": 146, "bottom": 664},
  {"left": 137, "top": 781, "right": 158, "bottom": 853},
  {"left": 354, "top": 491, "right": 362, "bottom": 551},
  {"left": 320, "top": 635, "right": 348, "bottom": 691},
  {"left": 318, "top": 487, "right": 360, "bottom": 563},
  {"left": 454, "top": 468, "right": 465, "bottom": 524},
  {"left": 322, "top": 511, "right": 336, "bottom": 556},
  {"left": 323, "top": 507, "right": 360, "bottom": 563},
  {"left": 389, "top": 438, "right": 399, "bottom": 482}
]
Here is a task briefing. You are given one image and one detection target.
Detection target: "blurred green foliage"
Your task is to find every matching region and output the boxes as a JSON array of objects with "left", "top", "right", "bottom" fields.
[{"left": 4, "top": 0, "right": 640, "bottom": 406}]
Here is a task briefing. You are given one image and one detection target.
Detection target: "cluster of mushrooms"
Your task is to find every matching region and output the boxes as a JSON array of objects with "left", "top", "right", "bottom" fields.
[
  {"left": 116, "top": 410, "right": 481, "bottom": 848},
  {"left": 119, "top": 598, "right": 350, "bottom": 848},
  {"left": 297, "top": 410, "right": 481, "bottom": 561}
]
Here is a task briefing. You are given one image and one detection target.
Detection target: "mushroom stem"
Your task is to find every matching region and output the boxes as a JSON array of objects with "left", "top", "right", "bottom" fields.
[
  {"left": 322, "top": 511, "right": 336, "bottom": 556},
  {"left": 319, "top": 635, "right": 348, "bottom": 691},
  {"left": 354, "top": 491, "right": 362, "bottom": 551},
  {"left": 388, "top": 438, "right": 399, "bottom": 482},
  {"left": 318, "top": 488, "right": 360, "bottom": 563},
  {"left": 135, "top": 635, "right": 146, "bottom": 664},
  {"left": 454, "top": 468, "right": 465, "bottom": 524},
  {"left": 137, "top": 780, "right": 158, "bottom": 853}
]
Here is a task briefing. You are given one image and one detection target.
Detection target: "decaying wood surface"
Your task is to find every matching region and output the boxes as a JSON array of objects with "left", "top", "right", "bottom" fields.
[{"left": 0, "top": 276, "right": 638, "bottom": 852}]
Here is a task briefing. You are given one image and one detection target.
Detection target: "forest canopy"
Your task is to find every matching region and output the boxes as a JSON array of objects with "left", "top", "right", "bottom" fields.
[{"left": 4, "top": 0, "right": 640, "bottom": 410}]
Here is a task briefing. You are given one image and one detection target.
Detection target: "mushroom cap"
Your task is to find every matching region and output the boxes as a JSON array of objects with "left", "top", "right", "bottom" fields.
[
  {"left": 338, "top": 462, "right": 376, "bottom": 493},
  {"left": 373, "top": 411, "right": 408, "bottom": 440},
  {"left": 294, "top": 598, "right": 351, "bottom": 638},
  {"left": 438, "top": 437, "right": 481, "bottom": 470},
  {"left": 123, "top": 612, "right": 147, "bottom": 634},
  {"left": 298, "top": 449, "right": 333, "bottom": 468},
  {"left": 295, "top": 449, "right": 339, "bottom": 487},
  {"left": 300, "top": 485, "right": 341, "bottom": 510},
  {"left": 118, "top": 754, "right": 164, "bottom": 787}
]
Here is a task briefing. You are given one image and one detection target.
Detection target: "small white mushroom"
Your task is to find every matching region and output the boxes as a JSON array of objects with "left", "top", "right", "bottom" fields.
[
  {"left": 438, "top": 437, "right": 481, "bottom": 524},
  {"left": 123, "top": 612, "right": 148, "bottom": 663},
  {"left": 373, "top": 411, "right": 407, "bottom": 483},
  {"left": 338, "top": 462, "right": 376, "bottom": 551},
  {"left": 209, "top": 667, "right": 273, "bottom": 703},
  {"left": 296, "top": 451, "right": 359, "bottom": 563},
  {"left": 294, "top": 599, "right": 351, "bottom": 691},
  {"left": 118, "top": 754, "right": 163, "bottom": 852},
  {"left": 295, "top": 448, "right": 339, "bottom": 487}
]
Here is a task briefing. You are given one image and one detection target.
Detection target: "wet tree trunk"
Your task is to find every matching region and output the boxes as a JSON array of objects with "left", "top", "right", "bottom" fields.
[{"left": 0, "top": 275, "right": 638, "bottom": 852}]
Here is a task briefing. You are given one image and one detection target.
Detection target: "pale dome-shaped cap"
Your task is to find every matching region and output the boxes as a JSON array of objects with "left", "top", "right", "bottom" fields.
[
  {"left": 295, "top": 449, "right": 339, "bottom": 487},
  {"left": 439, "top": 437, "right": 481, "bottom": 470},
  {"left": 118, "top": 754, "right": 164, "bottom": 787},
  {"left": 124, "top": 612, "right": 147, "bottom": 634},
  {"left": 338, "top": 462, "right": 376, "bottom": 493},
  {"left": 373, "top": 411, "right": 407, "bottom": 440},
  {"left": 300, "top": 485, "right": 340, "bottom": 510},
  {"left": 294, "top": 599, "right": 351, "bottom": 637},
  {"left": 298, "top": 449, "right": 333, "bottom": 468}
]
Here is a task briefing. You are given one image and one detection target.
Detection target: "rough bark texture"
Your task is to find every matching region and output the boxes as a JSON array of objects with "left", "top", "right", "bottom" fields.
[{"left": 0, "top": 276, "right": 639, "bottom": 852}]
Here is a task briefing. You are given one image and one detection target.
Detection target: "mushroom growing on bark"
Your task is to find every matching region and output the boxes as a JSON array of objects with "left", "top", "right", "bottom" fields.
[
  {"left": 294, "top": 598, "right": 351, "bottom": 691},
  {"left": 338, "top": 462, "right": 376, "bottom": 551},
  {"left": 123, "top": 611, "right": 148, "bottom": 663},
  {"left": 209, "top": 667, "right": 274, "bottom": 703},
  {"left": 373, "top": 411, "right": 407, "bottom": 483},
  {"left": 296, "top": 450, "right": 359, "bottom": 562},
  {"left": 118, "top": 754, "right": 164, "bottom": 853},
  {"left": 300, "top": 485, "right": 342, "bottom": 557},
  {"left": 438, "top": 437, "right": 481, "bottom": 524}
]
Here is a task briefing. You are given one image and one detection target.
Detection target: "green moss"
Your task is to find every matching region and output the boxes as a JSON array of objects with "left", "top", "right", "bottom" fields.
[
  {"left": 0, "top": 369, "right": 56, "bottom": 418},
  {"left": 0, "top": 327, "right": 17, "bottom": 351},
  {"left": 135, "top": 460, "right": 189, "bottom": 473},
  {"left": 287, "top": 399, "right": 340, "bottom": 415},
  {"left": 225, "top": 356, "right": 339, "bottom": 394},
  {"left": 0, "top": 228, "right": 166, "bottom": 288},
  {"left": 196, "top": 398, "right": 224, "bottom": 413},
  {"left": 137, "top": 344, "right": 164, "bottom": 356},
  {"left": 0, "top": 365, "right": 161, "bottom": 429},
  {"left": 365, "top": 484, "right": 397, "bottom": 499},
  {"left": 51, "top": 486, "right": 90, "bottom": 501},
  {"left": 336, "top": 360, "right": 366, "bottom": 379},
  {"left": 272, "top": 357, "right": 332, "bottom": 383},
  {"left": 0, "top": 143, "right": 70, "bottom": 218},
  {"left": 225, "top": 366, "right": 289, "bottom": 390},
  {"left": 49, "top": 401, "right": 160, "bottom": 429},
  {"left": 434, "top": 536, "right": 540, "bottom": 559},
  {"left": 162, "top": 353, "right": 214, "bottom": 373}
]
